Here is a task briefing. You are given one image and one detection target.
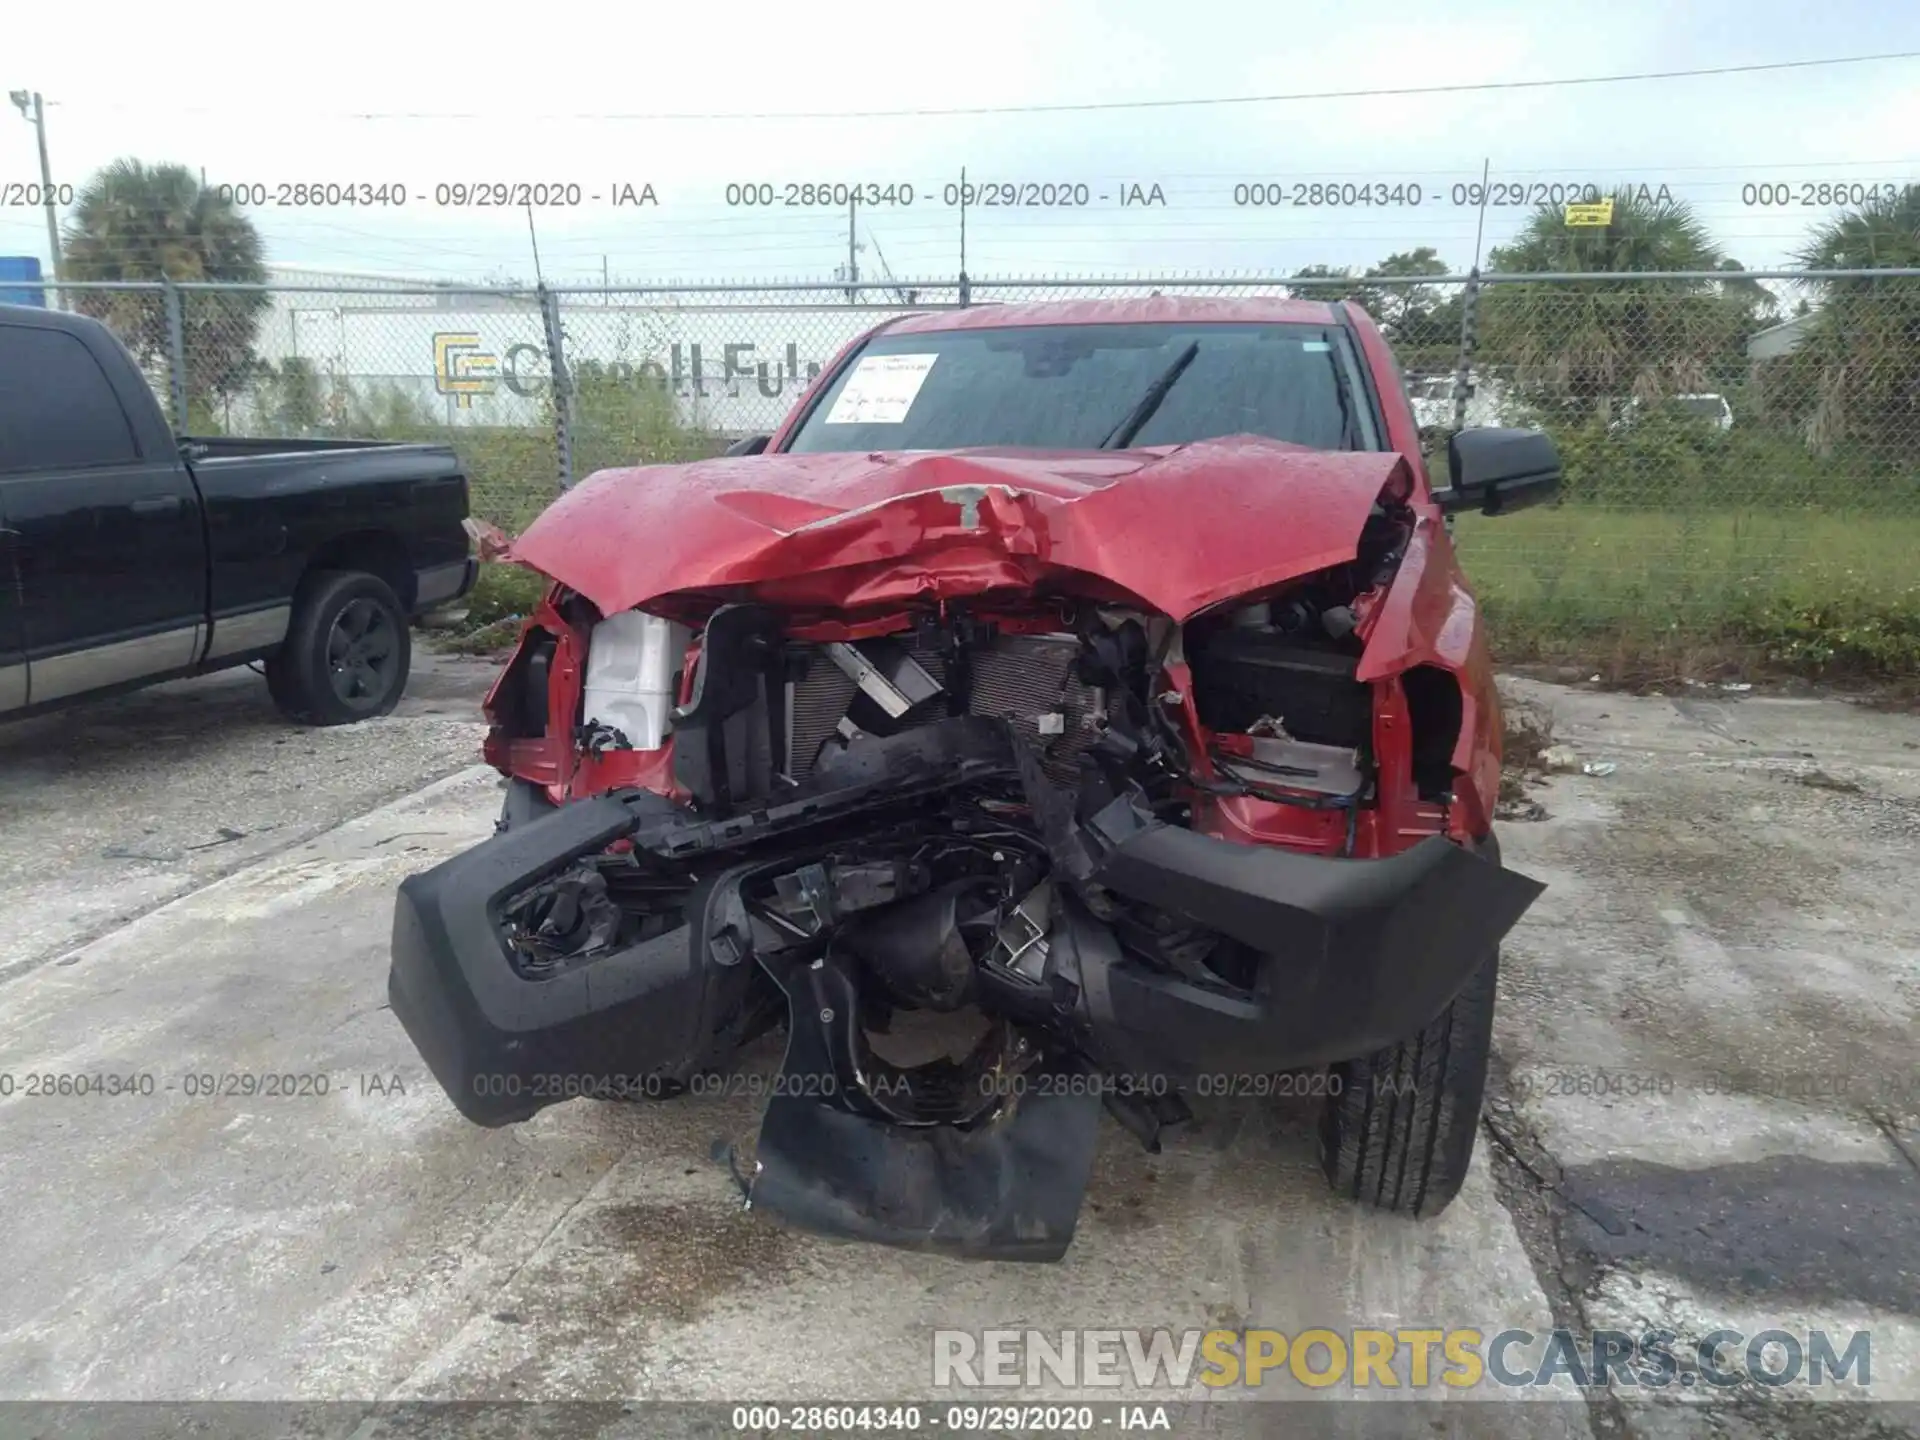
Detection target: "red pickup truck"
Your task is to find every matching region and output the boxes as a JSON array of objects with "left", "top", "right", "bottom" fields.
[{"left": 389, "top": 295, "right": 1559, "bottom": 1260}]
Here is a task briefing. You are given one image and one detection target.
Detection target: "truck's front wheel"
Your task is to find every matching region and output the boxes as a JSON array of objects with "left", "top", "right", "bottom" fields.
[
  {"left": 268, "top": 570, "right": 412, "bottom": 726},
  {"left": 1317, "top": 945, "right": 1499, "bottom": 1218}
]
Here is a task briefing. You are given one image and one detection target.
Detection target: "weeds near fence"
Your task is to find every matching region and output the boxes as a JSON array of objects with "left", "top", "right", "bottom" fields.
[
  {"left": 1461, "top": 507, "right": 1920, "bottom": 682},
  {"left": 434, "top": 563, "right": 548, "bottom": 653}
]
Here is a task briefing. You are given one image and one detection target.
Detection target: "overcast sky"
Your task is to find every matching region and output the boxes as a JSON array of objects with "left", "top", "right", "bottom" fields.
[{"left": 4, "top": 0, "right": 1917, "bottom": 286}]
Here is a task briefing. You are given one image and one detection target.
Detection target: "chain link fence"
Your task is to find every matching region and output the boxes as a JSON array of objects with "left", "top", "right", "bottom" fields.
[
  {"left": 1453, "top": 270, "right": 1920, "bottom": 666},
  {"left": 14, "top": 270, "right": 1920, "bottom": 663}
]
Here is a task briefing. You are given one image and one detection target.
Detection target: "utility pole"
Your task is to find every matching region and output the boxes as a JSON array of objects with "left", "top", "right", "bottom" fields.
[
  {"left": 845, "top": 194, "right": 859, "bottom": 304},
  {"left": 1451, "top": 157, "right": 1492, "bottom": 434},
  {"left": 957, "top": 165, "right": 970, "bottom": 307},
  {"left": 9, "top": 90, "right": 64, "bottom": 309}
]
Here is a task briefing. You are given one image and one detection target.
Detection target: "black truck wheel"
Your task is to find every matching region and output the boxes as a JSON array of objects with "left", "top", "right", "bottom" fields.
[
  {"left": 267, "top": 570, "right": 412, "bottom": 726},
  {"left": 1317, "top": 945, "right": 1499, "bottom": 1218}
]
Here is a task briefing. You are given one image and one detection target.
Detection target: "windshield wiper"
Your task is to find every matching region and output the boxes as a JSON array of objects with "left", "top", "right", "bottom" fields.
[
  {"left": 1327, "top": 345, "right": 1360, "bottom": 450},
  {"left": 1098, "top": 341, "right": 1200, "bottom": 449}
]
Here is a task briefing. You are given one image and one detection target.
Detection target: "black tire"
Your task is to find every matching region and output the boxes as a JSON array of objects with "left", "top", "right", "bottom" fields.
[
  {"left": 1317, "top": 945, "right": 1499, "bottom": 1218},
  {"left": 267, "top": 570, "right": 412, "bottom": 726}
]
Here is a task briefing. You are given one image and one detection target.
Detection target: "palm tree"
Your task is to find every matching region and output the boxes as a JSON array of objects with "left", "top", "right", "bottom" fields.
[
  {"left": 1781, "top": 185, "right": 1920, "bottom": 454},
  {"left": 1479, "top": 191, "right": 1768, "bottom": 415},
  {"left": 1488, "top": 191, "right": 1723, "bottom": 275},
  {"left": 62, "top": 159, "right": 270, "bottom": 413},
  {"left": 1798, "top": 184, "right": 1920, "bottom": 272}
]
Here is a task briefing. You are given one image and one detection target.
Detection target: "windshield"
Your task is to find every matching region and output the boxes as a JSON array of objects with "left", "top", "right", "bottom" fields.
[{"left": 783, "top": 321, "right": 1380, "bottom": 454}]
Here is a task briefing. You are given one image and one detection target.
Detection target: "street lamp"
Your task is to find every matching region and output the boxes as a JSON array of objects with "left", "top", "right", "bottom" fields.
[{"left": 9, "top": 89, "right": 64, "bottom": 309}]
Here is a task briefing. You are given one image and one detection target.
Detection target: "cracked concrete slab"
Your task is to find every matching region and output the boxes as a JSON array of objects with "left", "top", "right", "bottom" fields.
[{"left": 1494, "top": 678, "right": 1920, "bottom": 1434}]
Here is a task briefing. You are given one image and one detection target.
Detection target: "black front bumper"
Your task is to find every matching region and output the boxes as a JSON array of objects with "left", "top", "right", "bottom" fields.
[
  {"left": 1068, "top": 796, "right": 1540, "bottom": 1077},
  {"left": 388, "top": 719, "right": 1543, "bottom": 1256},
  {"left": 389, "top": 790, "right": 727, "bottom": 1128}
]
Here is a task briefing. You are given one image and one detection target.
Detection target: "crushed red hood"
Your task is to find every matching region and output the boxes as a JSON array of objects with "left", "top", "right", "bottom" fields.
[{"left": 509, "top": 437, "right": 1413, "bottom": 623}]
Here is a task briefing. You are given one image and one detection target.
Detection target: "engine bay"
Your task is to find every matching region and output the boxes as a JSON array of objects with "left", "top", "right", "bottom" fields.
[{"left": 473, "top": 493, "right": 1477, "bottom": 1123}]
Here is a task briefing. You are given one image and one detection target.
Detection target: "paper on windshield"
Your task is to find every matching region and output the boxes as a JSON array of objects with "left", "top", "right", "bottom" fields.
[{"left": 823, "top": 353, "right": 939, "bottom": 425}]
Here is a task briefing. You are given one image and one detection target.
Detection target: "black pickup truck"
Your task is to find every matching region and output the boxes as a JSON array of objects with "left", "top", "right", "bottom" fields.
[{"left": 0, "top": 303, "right": 475, "bottom": 726}]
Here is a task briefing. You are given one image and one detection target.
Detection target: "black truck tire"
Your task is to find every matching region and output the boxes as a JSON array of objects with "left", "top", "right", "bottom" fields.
[
  {"left": 1317, "top": 945, "right": 1499, "bottom": 1218},
  {"left": 267, "top": 570, "right": 412, "bottom": 726}
]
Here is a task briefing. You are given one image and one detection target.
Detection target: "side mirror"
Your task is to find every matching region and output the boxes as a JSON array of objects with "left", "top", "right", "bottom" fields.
[
  {"left": 1435, "top": 427, "right": 1561, "bottom": 516},
  {"left": 724, "top": 434, "right": 771, "bottom": 457}
]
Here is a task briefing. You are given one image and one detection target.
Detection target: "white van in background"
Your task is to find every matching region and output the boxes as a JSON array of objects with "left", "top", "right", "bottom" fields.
[
  {"left": 1407, "top": 371, "right": 1517, "bottom": 430},
  {"left": 1614, "top": 393, "right": 1735, "bottom": 432}
]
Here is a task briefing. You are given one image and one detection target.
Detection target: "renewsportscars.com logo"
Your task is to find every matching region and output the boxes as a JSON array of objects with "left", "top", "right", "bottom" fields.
[{"left": 932, "top": 1327, "right": 1873, "bottom": 1392}]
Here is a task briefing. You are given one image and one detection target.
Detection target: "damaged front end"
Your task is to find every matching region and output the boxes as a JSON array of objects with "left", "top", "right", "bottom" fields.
[{"left": 390, "top": 446, "right": 1545, "bottom": 1260}]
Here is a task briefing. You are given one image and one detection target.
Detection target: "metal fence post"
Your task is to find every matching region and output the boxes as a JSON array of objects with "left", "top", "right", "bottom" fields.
[
  {"left": 162, "top": 280, "right": 189, "bottom": 430},
  {"left": 1450, "top": 267, "right": 1481, "bottom": 433},
  {"left": 538, "top": 284, "right": 576, "bottom": 492}
]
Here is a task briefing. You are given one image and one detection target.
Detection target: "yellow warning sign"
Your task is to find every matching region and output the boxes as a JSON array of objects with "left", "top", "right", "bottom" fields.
[{"left": 1564, "top": 199, "right": 1615, "bottom": 227}]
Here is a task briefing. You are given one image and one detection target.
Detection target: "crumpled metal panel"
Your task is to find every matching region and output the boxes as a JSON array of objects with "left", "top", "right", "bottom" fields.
[
  {"left": 1356, "top": 513, "right": 1504, "bottom": 827},
  {"left": 509, "top": 438, "right": 1411, "bottom": 625}
]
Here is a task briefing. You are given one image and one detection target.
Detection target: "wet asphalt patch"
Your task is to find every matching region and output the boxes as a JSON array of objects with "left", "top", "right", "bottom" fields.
[{"left": 1559, "top": 1156, "right": 1920, "bottom": 1319}]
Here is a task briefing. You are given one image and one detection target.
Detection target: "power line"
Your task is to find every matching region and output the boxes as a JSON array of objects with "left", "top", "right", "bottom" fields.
[{"left": 45, "top": 51, "right": 1920, "bottom": 123}]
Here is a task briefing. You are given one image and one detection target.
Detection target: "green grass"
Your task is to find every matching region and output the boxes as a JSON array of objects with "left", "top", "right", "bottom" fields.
[{"left": 1456, "top": 506, "right": 1920, "bottom": 678}]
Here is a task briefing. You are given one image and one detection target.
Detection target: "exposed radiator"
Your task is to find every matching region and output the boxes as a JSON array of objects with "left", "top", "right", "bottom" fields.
[
  {"left": 786, "top": 634, "right": 1100, "bottom": 787},
  {"left": 785, "top": 660, "right": 859, "bottom": 778}
]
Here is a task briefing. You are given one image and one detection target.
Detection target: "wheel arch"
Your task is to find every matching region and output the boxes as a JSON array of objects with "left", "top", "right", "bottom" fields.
[{"left": 300, "top": 530, "right": 416, "bottom": 612}]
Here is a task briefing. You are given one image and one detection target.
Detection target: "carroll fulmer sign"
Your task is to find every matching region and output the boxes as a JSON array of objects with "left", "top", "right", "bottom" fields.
[{"left": 432, "top": 332, "right": 830, "bottom": 404}]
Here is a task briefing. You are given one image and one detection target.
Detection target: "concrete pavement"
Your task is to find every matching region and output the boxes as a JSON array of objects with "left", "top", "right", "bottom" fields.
[
  {"left": 1494, "top": 678, "right": 1920, "bottom": 1436},
  {"left": 3, "top": 667, "right": 1917, "bottom": 1436}
]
